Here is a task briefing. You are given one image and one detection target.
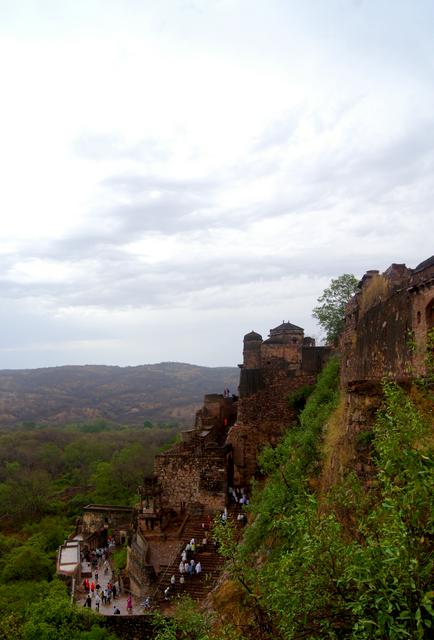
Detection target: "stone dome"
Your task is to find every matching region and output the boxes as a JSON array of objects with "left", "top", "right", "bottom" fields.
[
  {"left": 269, "top": 321, "right": 303, "bottom": 336},
  {"left": 244, "top": 331, "right": 262, "bottom": 342}
]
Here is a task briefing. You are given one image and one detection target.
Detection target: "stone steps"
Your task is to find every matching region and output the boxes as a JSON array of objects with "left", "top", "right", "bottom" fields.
[
  {"left": 156, "top": 513, "right": 223, "bottom": 602},
  {"left": 156, "top": 508, "right": 243, "bottom": 604}
]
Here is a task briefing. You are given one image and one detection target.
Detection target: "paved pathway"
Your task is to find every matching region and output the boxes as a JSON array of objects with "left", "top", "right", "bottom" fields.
[{"left": 77, "top": 559, "right": 142, "bottom": 616}]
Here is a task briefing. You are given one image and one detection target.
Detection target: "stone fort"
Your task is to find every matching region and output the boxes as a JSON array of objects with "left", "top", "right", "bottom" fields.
[
  {"left": 128, "top": 321, "right": 330, "bottom": 597},
  {"left": 127, "top": 255, "right": 434, "bottom": 598},
  {"left": 60, "top": 254, "right": 433, "bottom": 603},
  {"left": 337, "top": 254, "right": 434, "bottom": 488}
]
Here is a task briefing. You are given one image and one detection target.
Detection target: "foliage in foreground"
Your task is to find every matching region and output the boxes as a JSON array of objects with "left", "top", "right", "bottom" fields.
[
  {"left": 0, "top": 580, "right": 117, "bottom": 640},
  {"left": 152, "top": 596, "right": 213, "bottom": 640},
  {"left": 212, "top": 361, "right": 433, "bottom": 639}
]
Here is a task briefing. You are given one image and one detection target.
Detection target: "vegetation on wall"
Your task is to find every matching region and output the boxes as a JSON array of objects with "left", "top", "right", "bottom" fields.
[{"left": 209, "top": 361, "right": 433, "bottom": 639}]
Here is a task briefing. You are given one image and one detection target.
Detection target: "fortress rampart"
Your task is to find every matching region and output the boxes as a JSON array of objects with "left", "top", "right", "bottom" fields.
[{"left": 341, "top": 255, "right": 434, "bottom": 388}]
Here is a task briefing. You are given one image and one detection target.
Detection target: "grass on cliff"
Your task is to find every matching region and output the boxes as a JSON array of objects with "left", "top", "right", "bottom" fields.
[{"left": 210, "top": 361, "right": 434, "bottom": 640}]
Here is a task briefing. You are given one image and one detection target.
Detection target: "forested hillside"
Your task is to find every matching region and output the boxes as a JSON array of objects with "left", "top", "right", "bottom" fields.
[
  {"left": 0, "top": 362, "right": 239, "bottom": 427},
  {"left": 205, "top": 361, "right": 434, "bottom": 639}
]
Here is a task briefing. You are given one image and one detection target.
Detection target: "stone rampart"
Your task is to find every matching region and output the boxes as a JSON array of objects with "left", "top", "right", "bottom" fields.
[
  {"left": 341, "top": 256, "right": 434, "bottom": 387},
  {"left": 228, "top": 373, "right": 316, "bottom": 485},
  {"left": 337, "top": 255, "right": 434, "bottom": 491},
  {"left": 81, "top": 505, "right": 133, "bottom": 537}
]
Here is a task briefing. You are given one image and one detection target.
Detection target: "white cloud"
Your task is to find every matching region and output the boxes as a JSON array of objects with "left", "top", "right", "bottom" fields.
[{"left": 0, "top": 0, "right": 433, "bottom": 368}]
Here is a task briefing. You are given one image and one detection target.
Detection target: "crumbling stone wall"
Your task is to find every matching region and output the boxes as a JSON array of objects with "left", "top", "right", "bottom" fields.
[
  {"left": 230, "top": 321, "right": 329, "bottom": 485},
  {"left": 338, "top": 256, "right": 434, "bottom": 493},
  {"left": 342, "top": 291, "right": 413, "bottom": 385},
  {"left": 155, "top": 446, "right": 228, "bottom": 512},
  {"left": 341, "top": 256, "right": 434, "bottom": 387},
  {"left": 228, "top": 373, "right": 316, "bottom": 485},
  {"left": 80, "top": 505, "right": 133, "bottom": 536}
]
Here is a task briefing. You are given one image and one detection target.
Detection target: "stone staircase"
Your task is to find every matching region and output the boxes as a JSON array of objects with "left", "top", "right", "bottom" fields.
[{"left": 156, "top": 512, "right": 228, "bottom": 603}]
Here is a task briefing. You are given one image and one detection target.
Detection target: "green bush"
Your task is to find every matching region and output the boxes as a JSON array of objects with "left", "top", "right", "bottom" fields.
[
  {"left": 1, "top": 546, "right": 53, "bottom": 583},
  {"left": 215, "top": 365, "right": 433, "bottom": 639}
]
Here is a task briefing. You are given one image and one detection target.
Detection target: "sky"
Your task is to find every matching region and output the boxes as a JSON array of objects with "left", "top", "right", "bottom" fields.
[{"left": 0, "top": 0, "right": 433, "bottom": 369}]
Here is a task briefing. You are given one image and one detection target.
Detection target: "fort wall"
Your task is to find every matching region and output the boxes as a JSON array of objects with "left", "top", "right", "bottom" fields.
[
  {"left": 228, "top": 322, "right": 331, "bottom": 485},
  {"left": 341, "top": 256, "right": 434, "bottom": 387},
  {"left": 154, "top": 446, "right": 228, "bottom": 513},
  {"left": 336, "top": 255, "right": 434, "bottom": 492}
]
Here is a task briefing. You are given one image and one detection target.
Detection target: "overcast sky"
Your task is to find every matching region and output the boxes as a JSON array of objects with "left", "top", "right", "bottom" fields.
[{"left": 0, "top": 0, "right": 433, "bottom": 369}]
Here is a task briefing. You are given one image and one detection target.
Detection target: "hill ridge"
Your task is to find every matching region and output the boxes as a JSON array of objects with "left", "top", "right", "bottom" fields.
[{"left": 0, "top": 362, "right": 239, "bottom": 428}]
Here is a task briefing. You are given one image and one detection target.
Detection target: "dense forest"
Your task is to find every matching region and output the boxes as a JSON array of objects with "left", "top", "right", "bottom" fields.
[{"left": 0, "top": 420, "right": 178, "bottom": 640}]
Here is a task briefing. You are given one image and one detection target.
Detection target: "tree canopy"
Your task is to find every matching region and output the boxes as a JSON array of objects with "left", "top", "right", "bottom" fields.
[{"left": 312, "top": 273, "right": 358, "bottom": 344}]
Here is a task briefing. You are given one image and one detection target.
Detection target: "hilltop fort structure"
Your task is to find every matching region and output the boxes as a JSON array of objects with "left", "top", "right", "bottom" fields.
[
  {"left": 58, "top": 255, "right": 433, "bottom": 608},
  {"left": 335, "top": 255, "right": 434, "bottom": 488},
  {"left": 128, "top": 256, "right": 434, "bottom": 598},
  {"left": 127, "top": 321, "right": 330, "bottom": 597}
]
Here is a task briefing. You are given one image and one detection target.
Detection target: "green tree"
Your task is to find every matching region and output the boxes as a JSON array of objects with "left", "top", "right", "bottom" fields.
[
  {"left": 312, "top": 273, "right": 358, "bottom": 344},
  {"left": 21, "top": 580, "right": 116, "bottom": 640}
]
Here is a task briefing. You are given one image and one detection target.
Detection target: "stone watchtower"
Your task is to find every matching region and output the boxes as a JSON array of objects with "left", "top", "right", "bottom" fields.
[
  {"left": 261, "top": 321, "right": 304, "bottom": 373},
  {"left": 242, "top": 331, "right": 263, "bottom": 368},
  {"left": 228, "top": 320, "right": 329, "bottom": 485}
]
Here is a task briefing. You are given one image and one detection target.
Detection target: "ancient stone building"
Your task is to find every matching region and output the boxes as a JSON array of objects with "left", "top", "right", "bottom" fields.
[
  {"left": 151, "top": 322, "right": 330, "bottom": 507},
  {"left": 127, "top": 393, "right": 238, "bottom": 597},
  {"left": 154, "top": 393, "right": 238, "bottom": 514},
  {"left": 127, "top": 320, "right": 330, "bottom": 596},
  {"left": 227, "top": 321, "right": 331, "bottom": 485}
]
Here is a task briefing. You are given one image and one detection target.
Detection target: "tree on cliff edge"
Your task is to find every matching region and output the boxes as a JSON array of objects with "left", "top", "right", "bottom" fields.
[{"left": 312, "top": 273, "right": 358, "bottom": 345}]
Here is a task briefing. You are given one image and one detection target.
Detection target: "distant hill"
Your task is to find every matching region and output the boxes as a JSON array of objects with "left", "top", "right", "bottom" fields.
[{"left": 0, "top": 362, "right": 239, "bottom": 427}]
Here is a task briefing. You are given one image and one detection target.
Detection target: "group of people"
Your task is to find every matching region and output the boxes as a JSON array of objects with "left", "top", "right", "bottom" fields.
[
  {"left": 81, "top": 538, "right": 135, "bottom": 615},
  {"left": 164, "top": 537, "right": 205, "bottom": 600},
  {"left": 228, "top": 486, "right": 249, "bottom": 505},
  {"left": 82, "top": 577, "right": 120, "bottom": 609},
  {"left": 83, "top": 543, "right": 113, "bottom": 573}
]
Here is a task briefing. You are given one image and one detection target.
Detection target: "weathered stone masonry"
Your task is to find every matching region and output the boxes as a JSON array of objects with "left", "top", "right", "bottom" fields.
[
  {"left": 127, "top": 321, "right": 329, "bottom": 596},
  {"left": 228, "top": 322, "right": 330, "bottom": 485},
  {"left": 339, "top": 255, "right": 434, "bottom": 484},
  {"left": 341, "top": 255, "right": 434, "bottom": 388}
]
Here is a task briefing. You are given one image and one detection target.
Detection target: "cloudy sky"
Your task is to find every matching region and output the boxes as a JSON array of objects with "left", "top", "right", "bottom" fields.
[{"left": 0, "top": 0, "right": 433, "bottom": 369}]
